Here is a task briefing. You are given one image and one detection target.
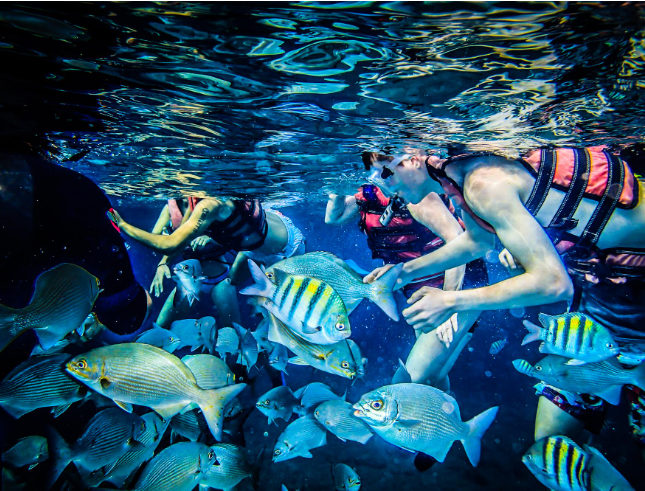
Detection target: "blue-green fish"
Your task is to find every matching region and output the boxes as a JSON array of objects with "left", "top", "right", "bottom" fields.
[
  {"left": 256, "top": 386, "right": 303, "bottom": 424},
  {"left": 2, "top": 436, "right": 48, "bottom": 469},
  {"left": 136, "top": 324, "right": 181, "bottom": 353},
  {"left": 241, "top": 259, "right": 350, "bottom": 345},
  {"left": 216, "top": 327, "right": 240, "bottom": 359},
  {"left": 269, "top": 343, "right": 289, "bottom": 374},
  {"left": 314, "top": 400, "right": 373, "bottom": 444},
  {"left": 523, "top": 313, "right": 619, "bottom": 364},
  {"left": 333, "top": 463, "right": 361, "bottom": 490},
  {"left": 523, "top": 436, "right": 589, "bottom": 491},
  {"left": 181, "top": 354, "right": 235, "bottom": 390},
  {"left": 294, "top": 382, "right": 344, "bottom": 409},
  {"left": 172, "top": 260, "right": 208, "bottom": 307},
  {"left": 489, "top": 338, "right": 507, "bottom": 355},
  {"left": 0, "top": 263, "right": 101, "bottom": 351},
  {"left": 202, "top": 444, "right": 256, "bottom": 491},
  {"left": 273, "top": 415, "right": 327, "bottom": 462},
  {"left": 582, "top": 444, "right": 635, "bottom": 491},
  {"left": 170, "top": 316, "right": 216, "bottom": 352}
]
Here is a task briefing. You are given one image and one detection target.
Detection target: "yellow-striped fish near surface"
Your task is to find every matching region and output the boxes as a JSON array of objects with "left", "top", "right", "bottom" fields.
[
  {"left": 0, "top": 263, "right": 101, "bottom": 351},
  {"left": 522, "top": 312, "right": 619, "bottom": 365},
  {"left": 65, "top": 343, "right": 246, "bottom": 441},
  {"left": 241, "top": 259, "right": 350, "bottom": 345},
  {"left": 523, "top": 436, "right": 590, "bottom": 491}
]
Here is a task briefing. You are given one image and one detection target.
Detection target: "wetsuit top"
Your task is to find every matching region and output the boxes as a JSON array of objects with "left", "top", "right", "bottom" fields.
[{"left": 203, "top": 199, "right": 268, "bottom": 252}]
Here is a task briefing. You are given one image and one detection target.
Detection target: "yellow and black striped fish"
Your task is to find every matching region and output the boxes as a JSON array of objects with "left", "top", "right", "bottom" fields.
[
  {"left": 523, "top": 435, "right": 590, "bottom": 491},
  {"left": 522, "top": 312, "right": 619, "bottom": 364},
  {"left": 241, "top": 259, "right": 350, "bottom": 345}
]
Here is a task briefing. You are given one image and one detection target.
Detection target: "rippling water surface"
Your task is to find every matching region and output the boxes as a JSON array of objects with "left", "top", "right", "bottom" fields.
[{"left": 1, "top": 1, "right": 645, "bottom": 200}]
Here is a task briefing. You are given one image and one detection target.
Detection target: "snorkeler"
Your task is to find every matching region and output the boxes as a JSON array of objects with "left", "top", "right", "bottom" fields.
[
  {"left": 325, "top": 178, "right": 487, "bottom": 387},
  {"left": 362, "top": 146, "right": 645, "bottom": 450}
]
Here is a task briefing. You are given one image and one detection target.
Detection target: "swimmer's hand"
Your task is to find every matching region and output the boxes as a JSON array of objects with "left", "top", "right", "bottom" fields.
[
  {"left": 402, "top": 287, "right": 457, "bottom": 336},
  {"left": 151, "top": 264, "right": 171, "bottom": 297},
  {"left": 363, "top": 264, "right": 402, "bottom": 287},
  {"left": 191, "top": 235, "right": 215, "bottom": 251},
  {"left": 499, "top": 248, "right": 524, "bottom": 277},
  {"left": 107, "top": 208, "right": 124, "bottom": 232},
  {"left": 435, "top": 314, "right": 459, "bottom": 348}
]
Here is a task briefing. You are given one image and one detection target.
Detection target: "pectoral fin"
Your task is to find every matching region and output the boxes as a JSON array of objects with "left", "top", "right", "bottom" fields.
[
  {"left": 288, "top": 356, "right": 310, "bottom": 366},
  {"left": 565, "top": 359, "right": 587, "bottom": 366},
  {"left": 113, "top": 400, "right": 133, "bottom": 413},
  {"left": 302, "top": 325, "right": 322, "bottom": 335},
  {"left": 396, "top": 418, "right": 423, "bottom": 429}
]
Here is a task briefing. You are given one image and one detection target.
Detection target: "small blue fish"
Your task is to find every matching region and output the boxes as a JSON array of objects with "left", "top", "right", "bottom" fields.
[
  {"left": 136, "top": 324, "right": 181, "bottom": 353},
  {"left": 172, "top": 260, "right": 208, "bottom": 307},
  {"left": 489, "top": 338, "right": 508, "bottom": 355},
  {"left": 269, "top": 343, "right": 289, "bottom": 375}
]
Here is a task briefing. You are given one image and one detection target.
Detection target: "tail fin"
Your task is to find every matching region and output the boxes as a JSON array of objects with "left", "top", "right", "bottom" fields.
[
  {"left": 198, "top": 384, "right": 247, "bottom": 441},
  {"left": 251, "top": 447, "right": 264, "bottom": 490},
  {"left": 0, "top": 304, "right": 20, "bottom": 352},
  {"left": 239, "top": 260, "right": 275, "bottom": 298},
  {"left": 630, "top": 362, "right": 645, "bottom": 391},
  {"left": 521, "top": 320, "right": 543, "bottom": 346},
  {"left": 461, "top": 406, "right": 498, "bottom": 467},
  {"left": 368, "top": 263, "right": 403, "bottom": 321},
  {"left": 44, "top": 426, "right": 73, "bottom": 490}
]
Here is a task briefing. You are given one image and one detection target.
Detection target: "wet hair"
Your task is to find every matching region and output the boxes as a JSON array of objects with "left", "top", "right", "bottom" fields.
[{"left": 361, "top": 152, "right": 393, "bottom": 170}]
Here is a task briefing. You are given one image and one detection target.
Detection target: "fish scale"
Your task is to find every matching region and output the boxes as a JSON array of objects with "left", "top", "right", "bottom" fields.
[
  {"left": 202, "top": 444, "right": 252, "bottom": 489},
  {"left": 134, "top": 442, "right": 212, "bottom": 491},
  {"left": 314, "top": 400, "right": 373, "bottom": 444}
]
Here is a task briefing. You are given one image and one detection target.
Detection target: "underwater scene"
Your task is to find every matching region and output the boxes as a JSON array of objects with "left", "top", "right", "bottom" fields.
[{"left": 1, "top": 2, "right": 645, "bottom": 490}]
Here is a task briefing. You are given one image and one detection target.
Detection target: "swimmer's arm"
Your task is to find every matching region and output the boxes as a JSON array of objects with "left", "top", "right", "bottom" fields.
[
  {"left": 448, "top": 183, "right": 573, "bottom": 313},
  {"left": 407, "top": 193, "right": 465, "bottom": 291},
  {"left": 151, "top": 204, "right": 170, "bottom": 235},
  {"left": 325, "top": 194, "right": 359, "bottom": 225},
  {"left": 118, "top": 200, "right": 220, "bottom": 254}
]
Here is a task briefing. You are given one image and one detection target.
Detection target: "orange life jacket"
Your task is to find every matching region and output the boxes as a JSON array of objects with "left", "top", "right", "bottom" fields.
[{"left": 167, "top": 197, "right": 201, "bottom": 231}]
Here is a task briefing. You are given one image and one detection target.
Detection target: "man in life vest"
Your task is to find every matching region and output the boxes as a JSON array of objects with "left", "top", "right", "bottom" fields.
[
  {"left": 363, "top": 146, "right": 645, "bottom": 449},
  {"left": 325, "top": 170, "right": 488, "bottom": 387}
]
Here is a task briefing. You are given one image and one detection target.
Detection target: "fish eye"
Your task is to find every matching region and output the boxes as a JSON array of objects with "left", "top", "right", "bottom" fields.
[
  {"left": 208, "top": 450, "right": 214, "bottom": 459},
  {"left": 76, "top": 360, "right": 87, "bottom": 369},
  {"left": 274, "top": 449, "right": 281, "bottom": 455},
  {"left": 525, "top": 455, "right": 532, "bottom": 461},
  {"left": 371, "top": 399, "right": 383, "bottom": 410},
  {"left": 315, "top": 410, "right": 320, "bottom": 417},
  {"left": 335, "top": 322, "right": 345, "bottom": 331},
  {"left": 341, "top": 361, "right": 350, "bottom": 369},
  {"left": 535, "top": 366, "right": 542, "bottom": 371},
  {"left": 266, "top": 272, "right": 274, "bottom": 279},
  {"left": 606, "top": 343, "right": 614, "bottom": 349}
]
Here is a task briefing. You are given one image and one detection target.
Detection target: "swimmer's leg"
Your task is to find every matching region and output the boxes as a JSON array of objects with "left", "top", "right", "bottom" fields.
[
  {"left": 211, "top": 278, "right": 242, "bottom": 327},
  {"left": 404, "top": 311, "right": 479, "bottom": 385},
  {"left": 229, "top": 252, "right": 251, "bottom": 286},
  {"left": 534, "top": 396, "right": 584, "bottom": 441},
  {"left": 155, "top": 287, "right": 191, "bottom": 328}
]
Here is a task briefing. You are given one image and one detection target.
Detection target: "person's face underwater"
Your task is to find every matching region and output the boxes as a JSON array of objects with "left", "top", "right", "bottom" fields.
[{"left": 367, "top": 154, "right": 439, "bottom": 205}]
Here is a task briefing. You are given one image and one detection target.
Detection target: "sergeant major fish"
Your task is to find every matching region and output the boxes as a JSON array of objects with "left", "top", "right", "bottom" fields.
[
  {"left": 523, "top": 312, "right": 619, "bottom": 364},
  {"left": 266, "top": 251, "right": 402, "bottom": 321},
  {"left": 523, "top": 436, "right": 590, "bottom": 491},
  {"left": 241, "top": 259, "right": 351, "bottom": 345},
  {"left": 489, "top": 338, "right": 508, "bottom": 355},
  {"left": 0, "top": 263, "right": 101, "bottom": 351},
  {"left": 65, "top": 343, "right": 246, "bottom": 441},
  {"left": 583, "top": 444, "right": 635, "bottom": 491},
  {"left": 353, "top": 383, "right": 498, "bottom": 466}
]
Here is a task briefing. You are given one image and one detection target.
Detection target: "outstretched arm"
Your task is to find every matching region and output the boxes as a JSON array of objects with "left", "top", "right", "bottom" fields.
[{"left": 325, "top": 194, "right": 359, "bottom": 225}]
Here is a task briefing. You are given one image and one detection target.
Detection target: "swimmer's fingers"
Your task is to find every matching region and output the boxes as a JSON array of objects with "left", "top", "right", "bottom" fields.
[
  {"left": 499, "top": 248, "right": 519, "bottom": 270},
  {"left": 363, "top": 264, "right": 395, "bottom": 284}
]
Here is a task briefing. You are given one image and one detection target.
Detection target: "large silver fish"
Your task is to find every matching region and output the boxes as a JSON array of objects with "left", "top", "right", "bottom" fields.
[
  {"left": 172, "top": 259, "right": 208, "bottom": 307},
  {"left": 242, "top": 259, "right": 351, "bottom": 345},
  {"left": 0, "top": 263, "right": 101, "bottom": 351},
  {"left": 332, "top": 463, "right": 361, "bottom": 491},
  {"left": 273, "top": 415, "right": 327, "bottom": 462},
  {"left": 267, "top": 314, "right": 357, "bottom": 379},
  {"left": 2, "top": 436, "right": 48, "bottom": 469},
  {"left": 353, "top": 383, "right": 498, "bottom": 466},
  {"left": 314, "top": 400, "right": 373, "bottom": 444},
  {"left": 202, "top": 444, "right": 255, "bottom": 491},
  {"left": 132, "top": 441, "right": 216, "bottom": 491},
  {"left": 266, "top": 251, "right": 402, "bottom": 321},
  {"left": 182, "top": 354, "right": 234, "bottom": 390},
  {"left": 0, "top": 354, "right": 87, "bottom": 418},
  {"left": 256, "top": 386, "right": 303, "bottom": 424},
  {"left": 65, "top": 343, "right": 246, "bottom": 440},
  {"left": 512, "top": 356, "right": 645, "bottom": 405}
]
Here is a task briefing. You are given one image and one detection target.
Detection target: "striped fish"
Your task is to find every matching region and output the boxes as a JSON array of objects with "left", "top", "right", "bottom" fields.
[
  {"left": 314, "top": 400, "right": 373, "bottom": 444},
  {"left": 489, "top": 338, "right": 508, "bottom": 355},
  {"left": 202, "top": 444, "right": 254, "bottom": 491},
  {"left": 522, "top": 436, "right": 590, "bottom": 491},
  {"left": 240, "top": 259, "right": 350, "bottom": 345},
  {"left": 582, "top": 444, "right": 635, "bottom": 491},
  {"left": 65, "top": 343, "right": 246, "bottom": 441},
  {"left": 273, "top": 415, "right": 327, "bottom": 462},
  {"left": 267, "top": 313, "right": 357, "bottom": 379},
  {"left": 2, "top": 436, "right": 49, "bottom": 469},
  {"left": 523, "top": 313, "right": 619, "bottom": 364},
  {"left": 0, "top": 263, "right": 101, "bottom": 351},
  {"left": 0, "top": 354, "right": 87, "bottom": 419},
  {"left": 132, "top": 442, "right": 216, "bottom": 491},
  {"left": 170, "top": 409, "right": 210, "bottom": 442}
]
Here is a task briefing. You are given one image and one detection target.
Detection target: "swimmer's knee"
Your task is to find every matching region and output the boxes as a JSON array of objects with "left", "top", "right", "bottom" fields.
[{"left": 534, "top": 396, "right": 583, "bottom": 441}]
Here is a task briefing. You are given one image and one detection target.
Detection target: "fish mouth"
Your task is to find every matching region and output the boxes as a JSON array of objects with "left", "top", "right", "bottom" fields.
[
  {"left": 65, "top": 362, "right": 91, "bottom": 380},
  {"left": 352, "top": 402, "right": 366, "bottom": 418}
]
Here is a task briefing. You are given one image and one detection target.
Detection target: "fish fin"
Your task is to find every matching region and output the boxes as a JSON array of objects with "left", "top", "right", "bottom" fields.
[
  {"left": 344, "top": 259, "right": 371, "bottom": 275},
  {"left": 76, "top": 323, "right": 85, "bottom": 337},
  {"left": 414, "top": 452, "right": 438, "bottom": 472},
  {"left": 565, "top": 359, "right": 587, "bottom": 366},
  {"left": 538, "top": 342, "right": 555, "bottom": 354},
  {"left": 125, "top": 438, "right": 146, "bottom": 451},
  {"left": 344, "top": 298, "right": 363, "bottom": 315},
  {"left": 301, "top": 325, "right": 322, "bottom": 334},
  {"left": 521, "top": 320, "right": 543, "bottom": 346},
  {"left": 396, "top": 418, "right": 423, "bottom": 429},
  {"left": 368, "top": 263, "right": 403, "bottom": 321},
  {"left": 239, "top": 260, "right": 276, "bottom": 298},
  {"left": 595, "top": 385, "right": 623, "bottom": 406},
  {"left": 288, "top": 356, "right": 310, "bottom": 366},
  {"left": 52, "top": 404, "right": 72, "bottom": 418},
  {"left": 154, "top": 401, "right": 188, "bottom": 419},
  {"left": 198, "top": 384, "right": 247, "bottom": 441},
  {"left": 28, "top": 463, "right": 40, "bottom": 470},
  {"left": 1, "top": 404, "right": 30, "bottom": 419},
  {"left": 44, "top": 426, "right": 73, "bottom": 490},
  {"left": 300, "top": 451, "right": 313, "bottom": 458},
  {"left": 392, "top": 358, "right": 412, "bottom": 384},
  {"left": 537, "top": 312, "right": 552, "bottom": 328},
  {"left": 0, "top": 304, "right": 20, "bottom": 352},
  {"left": 33, "top": 327, "right": 65, "bottom": 351},
  {"left": 113, "top": 400, "right": 133, "bottom": 413},
  {"left": 462, "top": 406, "right": 499, "bottom": 466},
  {"left": 630, "top": 361, "right": 645, "bottom": 391}
]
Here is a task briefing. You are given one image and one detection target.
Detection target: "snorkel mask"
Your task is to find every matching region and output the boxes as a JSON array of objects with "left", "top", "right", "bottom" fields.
[{"left": 366, "top": 153, "right": 411, "bottom": 197}]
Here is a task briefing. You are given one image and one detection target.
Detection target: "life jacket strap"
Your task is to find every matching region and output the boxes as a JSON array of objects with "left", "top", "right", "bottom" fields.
[
  {"left": 524, "top": 148, "right": 556, "bottom": 216},
  {"left": 547, "top": 148, "right": 590, "bottom": 233}
]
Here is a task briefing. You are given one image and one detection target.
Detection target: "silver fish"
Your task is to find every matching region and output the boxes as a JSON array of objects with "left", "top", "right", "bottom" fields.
[
  {"left": 0, "top": 354, "right": 87, "bottom": 419},
  {"left": 294, "top": 382, "right": 344, "bottom": 409},
  {"left": 170, "top": 409, "right": 210, "bottom": 442},
  {"left": 582, "top": 444, "right": 635, "bottom": 491},
  {"left": 0, "top": 263, "right": 101, "bottom": 351},
  {"left": 238, "top": 328, "right": 259, "bottom": 371},
  {"left": 489, "top": 338, "right": 508, "bottom": 355},
  {"left": 252, "top": 318, "right": 275, "bottom": 353},
  {"left": 269, "top": 343, "right": 289, "bottom": 374},
  {"left": 273, "top": 415, "right": 327, "bottom": 462},
  {"left": 136, "top": 324, "right": 181, "bottom": 353},
  {"left": 267, "top": 314, "right": 357, "bottom": 379},
  {"left": 182, "top": 354, "right": 235, "bottom": 390},
  {"left": 132, "top": 441, "right": 216, "bottom": 491},
  {"left": 346, "top": 339, "right": 367, "bottom": 379},
  {"left": 170, "top": 318, "right": 206, "bottom": 351},
  {"left": 199, "top": 316, "right": 217, "bottom": 354},
  {"left": 202, "top": 444, "right": 254, "bottom": 491},
  {"left": 216, "top": 327, "right": 240, "bottom": 359},
  {"left": 65, "top": 343, "right": 246, "bottom": 440},
  {"left": 266, "top": 251, "right": 401, "bottom": 321},
  {"left": 2, "top": 436, "right": 48, "bottom": 469},
  {"left": 314, "top": 400, "right": 373, "bottom": 444},
  {"left": 172, "top": 259, "right": 207, "bottom": 307},
  {"left": 256, "top": 386, "right": 303, "bottom": 424},
  {"left": 353, "top": 383, "right": 498, "bottom": 466},
  {"left": 333, "top": 463, "right": 361, "bottom": 491},
  {"left": 512, "top": 356, "right": 645, "bottom": 405}
]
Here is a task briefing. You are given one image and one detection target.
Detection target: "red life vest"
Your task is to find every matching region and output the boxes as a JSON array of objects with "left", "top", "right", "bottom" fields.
[
  {"left": 167, "top": 197, "right": 201, "bottom": 231},
  {"left": 354, "top": 185, "right": 450, "bottom": 287}
]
